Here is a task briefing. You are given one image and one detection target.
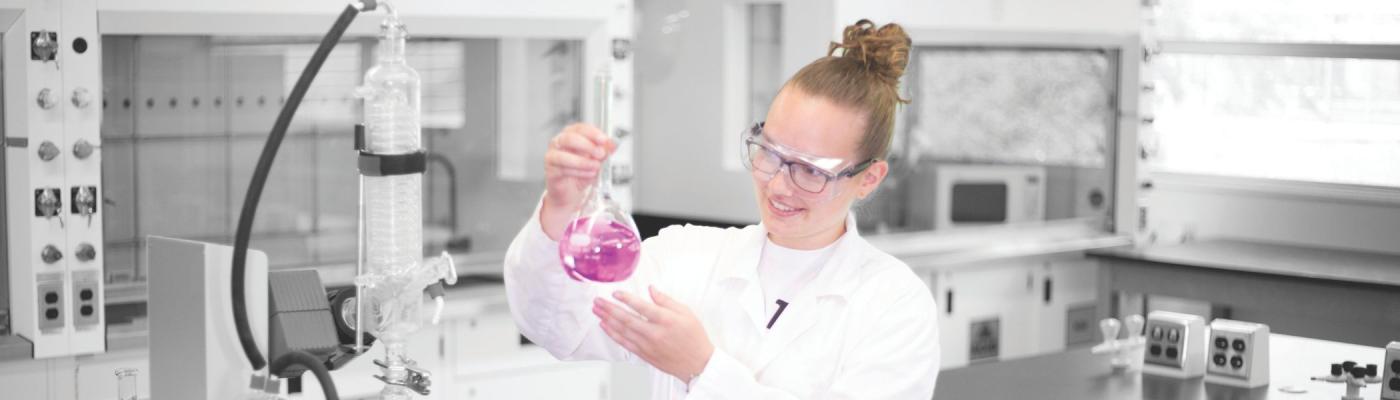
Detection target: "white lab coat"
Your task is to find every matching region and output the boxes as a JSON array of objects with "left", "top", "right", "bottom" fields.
[{"left": 504, "top": 202, "right": 941, "bottom": 399}]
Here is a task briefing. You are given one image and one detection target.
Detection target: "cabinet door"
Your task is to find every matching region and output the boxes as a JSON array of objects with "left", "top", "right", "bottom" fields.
[
  {"left": 932, "top": 261, "right": 1038, "bottom": 368},
  {"left": 75, "top": 349, "right": 150, "bottom": 400},
  {"left": 458, "top": 360, "right": 610, "bottom": 400},
  {"left": 0, "top": 358, "right": 51, "bottom": 400},
  {"left": 447, "top": 311, "right": 520, "bottom": 361},
  {"left": 1033, "top": 259, "right": 1101, "bottom": 354}
]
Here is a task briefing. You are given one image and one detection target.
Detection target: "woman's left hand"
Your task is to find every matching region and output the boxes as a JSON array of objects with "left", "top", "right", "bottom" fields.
[{"left": 593, "top": 286, "right": 714, "bottom": 382}]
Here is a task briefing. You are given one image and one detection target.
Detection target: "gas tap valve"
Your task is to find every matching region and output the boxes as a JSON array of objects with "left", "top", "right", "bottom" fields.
[
  {"left": 425, "top": 251, "right": 457, "bottom": 325},
  {"left": 1092, "top": 315, "right": 1146, "bottom": 373},
  {"left": 1312, "top": 361, "right": 1382, "bottom": 400}
]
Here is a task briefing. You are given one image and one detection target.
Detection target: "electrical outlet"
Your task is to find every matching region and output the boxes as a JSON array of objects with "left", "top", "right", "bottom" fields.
[
  {"left": 1204, "top": 319, "right": 1269, "bottom": 388},
  {"left": 969, "top": 317, "right": 1000, "bottom": 363},
  {"left": 1143, "top": 311, "right": 1207, "bottom": 378},
  {"left": 36, "top": 275, "right": 64, "bottom": 333},
  {"left": 71, "top": 271, "right": 101, "bottom": 328}
]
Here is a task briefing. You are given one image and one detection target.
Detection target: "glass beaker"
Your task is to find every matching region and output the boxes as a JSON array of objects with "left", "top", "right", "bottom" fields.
[
  {"left": 113, "top": 368, "right": 138, "bottom": 400},
  {"left": 558, "top": 73, "right": 641, "bottom": 283}
]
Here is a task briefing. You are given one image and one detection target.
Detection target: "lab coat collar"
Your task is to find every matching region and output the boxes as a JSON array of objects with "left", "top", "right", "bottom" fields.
[
  {"left": 711, "top": 213, "right": 866, "bottom": 373},
  {"left": 716, "top": 213, "right": 865, "bottom": 299}
]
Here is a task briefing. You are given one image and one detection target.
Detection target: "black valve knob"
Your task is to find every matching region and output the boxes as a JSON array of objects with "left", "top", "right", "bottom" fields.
[
  {"left": 1343, "top": 361, "right": 1358, "bottom": 371},
  {"left": 41, "top": 245, "right": 62, "bottom": 264},
  {"left": 38, "top": 140, "right": 59, "bottom": 161},
  {"left": 73, "top": 139, "right": 94, "bottom": 159},
  {"left": 1331, "top": 363, "right": 1343, "bottom": 376},
  {"left": 1351, "top": 366, "right": 1368, "bottom": 379},
  {"left": 76, "top": 243, "right": 96, "bottom": 262},
  {"left": 1367, "top": 364, "right": 1378, "bottom": 377}
]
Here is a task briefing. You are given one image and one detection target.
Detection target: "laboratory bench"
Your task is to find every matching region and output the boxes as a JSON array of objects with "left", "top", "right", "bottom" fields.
[
  {"left": 0, "top": 279, "right": 619, "bottom": 400},
  {"left": 0, "top": 277, "right": 512, "bottom": 363},
  {"left": 1090, "top": 239, "right": 1400, "bottom": 347},
  {"left": 935, "top": 333, "right": 1388, "bottom": 400}
]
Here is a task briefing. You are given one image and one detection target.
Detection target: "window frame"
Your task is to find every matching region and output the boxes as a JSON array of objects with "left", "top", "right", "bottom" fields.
[
  {"left": 903, "top": 29, "right": 1143, "bottom": 236},
  {"left": 1151, "top": 38, "right": 1400, "bottom": 202}
]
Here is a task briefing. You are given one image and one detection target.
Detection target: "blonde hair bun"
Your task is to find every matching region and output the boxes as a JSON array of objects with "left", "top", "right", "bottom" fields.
[{"left": 828, "top": 19, "right": 911, "bottom": 86}]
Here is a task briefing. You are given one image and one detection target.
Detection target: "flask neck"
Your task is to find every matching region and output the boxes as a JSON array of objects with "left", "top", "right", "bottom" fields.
[
  {"left": 593, "top": 73, "right": 613, "bottom": 199},
  {"left": 596, "top": 159, "right": 613, "bottom": 198},
  {"left": 378, "top": 23, "right": 408, "bottom": 63}
]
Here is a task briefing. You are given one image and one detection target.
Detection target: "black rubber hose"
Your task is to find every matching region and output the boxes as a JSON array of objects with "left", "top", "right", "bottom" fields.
[
  {"left": 270, "top": 350, "right": 340, "bottom": 400},
  {"left": 232, "top": 3, "right": 364, "bottom": 371}
]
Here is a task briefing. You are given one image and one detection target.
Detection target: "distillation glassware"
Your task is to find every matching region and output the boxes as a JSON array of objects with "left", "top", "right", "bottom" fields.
[
  {"left": 353, "top": 12, "right": 455, "bottom": 400},
  {"left": 558, "top": 74, "right": 641, "bottom": 283}
]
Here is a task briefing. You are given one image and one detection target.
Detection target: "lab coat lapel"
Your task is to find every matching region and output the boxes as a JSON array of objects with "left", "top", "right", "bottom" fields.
[
  {"left": 709, "top": 225, "right": 769, "bottom": 348},
  {"left": 750, "top": 220, "right": 863, "bottom": 373},
  {"left": 751, "top": 291, "right": 831, "bottom": 373}
]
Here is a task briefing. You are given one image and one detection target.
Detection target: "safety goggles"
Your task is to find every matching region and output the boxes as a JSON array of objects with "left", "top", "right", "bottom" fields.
[{"left": 740, "top": 122, "right": 876, "bottom": 194}]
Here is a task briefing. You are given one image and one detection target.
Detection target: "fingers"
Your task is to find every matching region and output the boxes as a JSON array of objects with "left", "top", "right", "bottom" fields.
[
  {"left": 567, "top": 123, "right": 614, "bottom": 149},
  {"left": 594, "top": 297, "right": 650, "bottom": 331},
  {"left": 545, "top": 123, "right": 618, "bottom": 182},
  {"left": 599, "top": 320, "right": 643, "bottom": 354},
  {"left": 594, "top": 298, "right": 654, "bottom": 352},
  {"left": 648, "top": 286, "right": 680, "bottom": 310},
  {"left": 555, "top": 124, "right": 615, "bottom": 154},
  {"left": 555, "top": 130, "right": 607, "bottom": 160},
  {"left": 545, "top": 150, "right": 602, "bottom": 175},
  {"left": 614, "top": 291, "right": 666, "bottom": 322}
]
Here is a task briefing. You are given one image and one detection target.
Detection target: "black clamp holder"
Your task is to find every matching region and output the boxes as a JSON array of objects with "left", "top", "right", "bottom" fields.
[{"left": 355, "top": 124, "right": 426, "bottom": 177}]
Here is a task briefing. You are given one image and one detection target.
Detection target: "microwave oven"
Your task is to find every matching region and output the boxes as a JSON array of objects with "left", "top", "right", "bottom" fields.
[{"left": 934, "top": 164, "right": 1046, "bottom": 229}]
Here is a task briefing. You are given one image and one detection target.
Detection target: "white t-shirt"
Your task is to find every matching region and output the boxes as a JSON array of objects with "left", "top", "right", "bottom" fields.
[{"left": 757, "top": 238, "right": 837, "bottom": 330}]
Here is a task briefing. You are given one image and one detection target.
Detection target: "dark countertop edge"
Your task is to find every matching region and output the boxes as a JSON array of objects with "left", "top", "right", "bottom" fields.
[
  {"left": 891, "top": 234, "right": 1133, "bottom": 271},
  {"left": 0, "top": 335, "right": 31, "bottom": 361},
  {"left": 1087, "top": 239, "right": 1400, "bottom": 288}
]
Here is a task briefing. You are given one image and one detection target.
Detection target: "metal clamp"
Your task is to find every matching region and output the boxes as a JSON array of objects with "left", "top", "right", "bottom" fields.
[{"left": 373, "top": 359, "right": 432, "bottom": 396}]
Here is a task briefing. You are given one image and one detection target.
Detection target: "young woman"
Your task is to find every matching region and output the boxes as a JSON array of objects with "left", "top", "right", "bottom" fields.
[{"left": 505, "top": 20, "right": 939, "bottom": 399}]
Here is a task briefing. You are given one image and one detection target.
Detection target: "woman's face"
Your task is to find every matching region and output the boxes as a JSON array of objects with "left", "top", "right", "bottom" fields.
[{"left": 753, "top": 86, "right": 889, "bottom": 249}]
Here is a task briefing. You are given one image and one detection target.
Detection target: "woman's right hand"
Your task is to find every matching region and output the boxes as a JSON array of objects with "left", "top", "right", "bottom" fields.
[{"left": 540, "top": 123, "right": 617, "bottom": 241}]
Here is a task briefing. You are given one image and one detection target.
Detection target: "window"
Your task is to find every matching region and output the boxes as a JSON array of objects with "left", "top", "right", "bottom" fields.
[
  {"left": 721, "top": 2, "right": 784, "bottom": 172},
  {"left": 100, "top": 35, "right": 583, "bottom": 282},
  {"left": 1151, "top": 0, "right": 1400, "bottom": 187},
  {"left": 748, "top": 3, "right": 783, "bottom": 123},
  {"left": 907, "top": 48, "right": 1115, "bottom": 168},
  {"left": 855, "top": 42, "right": 1126, "bottom": 235}
]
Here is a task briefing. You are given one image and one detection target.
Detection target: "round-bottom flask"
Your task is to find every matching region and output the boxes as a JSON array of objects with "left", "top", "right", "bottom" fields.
[
  {"left": 557, "top": 73, "right": 640, "bottom": 283},
  {"left": 559, "top": 185, "right": 641, "bottom": 282}
]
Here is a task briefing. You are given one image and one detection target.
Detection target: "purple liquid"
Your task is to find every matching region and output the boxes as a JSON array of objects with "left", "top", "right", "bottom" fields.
[{"left": 559, "top": 216, "right": 641, "bottom": 282}]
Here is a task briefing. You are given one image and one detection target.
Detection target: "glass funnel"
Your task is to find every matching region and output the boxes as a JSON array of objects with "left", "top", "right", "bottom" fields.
[{"left": 558, "top": 73, "right": 641, "bottom": 282}]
